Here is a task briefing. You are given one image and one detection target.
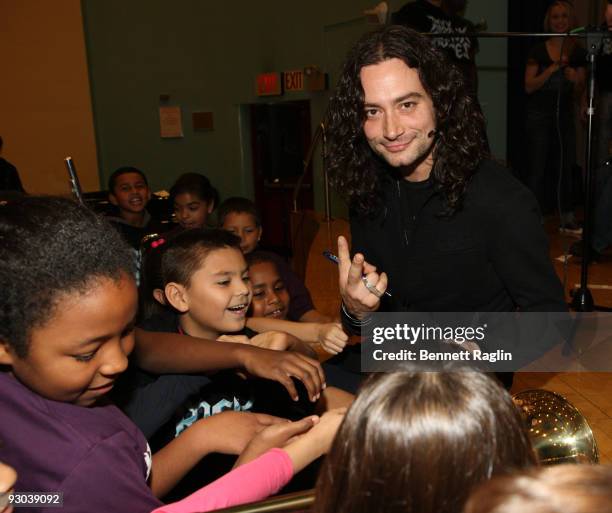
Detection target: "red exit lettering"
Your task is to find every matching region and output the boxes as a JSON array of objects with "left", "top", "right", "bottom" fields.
[{"left": 284, "top": 70, "right": 304, "bottom": 91}]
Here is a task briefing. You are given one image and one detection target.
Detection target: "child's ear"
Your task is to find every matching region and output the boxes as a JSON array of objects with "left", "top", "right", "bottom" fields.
[
  {"left": 108, "top": 193, "right": 118, "bottom": 207},
  {"left": 165, "top": 282, "right": 190, "bottom": 313},
  {"left": 257, "top": 226, "right": 263, "bottom": 242},
  {"left": 0, "top": 340, "right": 15, "bottom": 366},
  {"left": 207, "top": 201, "right": 214, "bottom": 214},
  {"left": 152, "top": 288, "right": 166, "bottom": 306}
]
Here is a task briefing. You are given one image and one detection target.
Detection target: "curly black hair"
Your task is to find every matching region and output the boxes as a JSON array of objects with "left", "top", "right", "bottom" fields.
[
  {"left": 0, "top": 197, "right": 134, "bottom": 357},
  {"left": 326, "top": 25, "right": 489, "bottom": 218}
]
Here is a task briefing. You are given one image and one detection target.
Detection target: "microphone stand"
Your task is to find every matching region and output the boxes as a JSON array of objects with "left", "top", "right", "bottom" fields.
[{"left": 571, "top": 29, "right": 607, "bottom": 312}]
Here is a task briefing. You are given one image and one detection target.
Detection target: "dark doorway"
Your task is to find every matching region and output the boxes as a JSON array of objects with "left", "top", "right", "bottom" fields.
[{"left": 250, "top": 100, "right": 314, "bottom": 256}]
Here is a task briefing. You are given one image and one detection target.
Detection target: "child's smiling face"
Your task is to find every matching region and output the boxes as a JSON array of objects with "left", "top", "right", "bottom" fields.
[
  {"left": 249, "top": 261, "right": 289, "bottom": 320},
  {"left": 0, "top": 273, "right": 137, "bottom": 407},
  {"left": 178, "top": 247, "right": 252, "bottom": 339},
  {"left": 109, "top": 172, "right": 150, "bottom": 216}
]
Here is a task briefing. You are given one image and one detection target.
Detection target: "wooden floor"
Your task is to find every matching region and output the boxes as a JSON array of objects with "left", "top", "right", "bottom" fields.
[
  {"left": 304, "top": 212, "right": 612, "bottom": 463},
  {"left": 513, "top": 216, "right": 612, "bottom": 464},
  {"left": 511, "top": 372, "right": 612, "bottom": 463}
]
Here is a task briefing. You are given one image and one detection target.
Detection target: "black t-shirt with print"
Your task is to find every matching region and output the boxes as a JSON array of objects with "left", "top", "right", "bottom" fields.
[
  {"left": 118, "top": 310, "right": 314, "bottom": 442},
  {"left": 393, "top": 0, "right": 479, "bottom": 93}
]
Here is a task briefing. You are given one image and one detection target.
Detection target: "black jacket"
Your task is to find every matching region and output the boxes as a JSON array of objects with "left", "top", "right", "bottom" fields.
[
  {"left": 350, "top": 160, "right": 566, "bottom": 313},
  {"left": 0, "top": 157, "right": 24, "bottom": 193}
]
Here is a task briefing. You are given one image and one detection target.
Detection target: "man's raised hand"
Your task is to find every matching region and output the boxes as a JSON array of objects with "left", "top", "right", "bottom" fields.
[{"left": 337, "top": 235, "right": 387, "bottom": 318}]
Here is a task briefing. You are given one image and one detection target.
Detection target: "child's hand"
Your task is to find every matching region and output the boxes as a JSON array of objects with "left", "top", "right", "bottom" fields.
[
  {"left": 150, "top": 411, "right": 285, "bottom": 497},
  {"left": 248, "top": 331, "right": 292, "bottom": 351},
  {"left": 296, "top": 407, "right": 345, "bottom": 453},
  {"left": 238, "top": 346, "right": 326, "bottom": 402},
  {"left": 0, "top": 460, "right": 17, "bottom": 513},
  {"left": 233, "top": 415, "right": 319, "bottom": 468},
  {"left": 197, "top": 411, "right": 286, "bottom": 455},
  {"left": 250, "top": 331, "right": 317, "bottom": 359},
  {"left": 283, "top": 408, "right": 346, "bottom": 473},
  {"left": 317, "top": 323, "right": 349, "bottom": 355},
  {"left": 218, "top": 331, "right": 298, "bottom": 352},
  {"left": 218, "top": 332, "right": 296, "bottom": 353},
  {"left": 217, "top": 334, "right": 251, "bottom": 344}
]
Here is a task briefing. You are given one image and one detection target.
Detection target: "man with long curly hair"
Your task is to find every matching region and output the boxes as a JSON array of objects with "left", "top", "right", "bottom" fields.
[{"left": 327, "top": 26, "right": 566, "bottom": 343}]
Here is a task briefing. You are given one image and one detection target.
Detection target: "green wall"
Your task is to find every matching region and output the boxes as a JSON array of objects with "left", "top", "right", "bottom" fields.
[
  {"left": 82, "top": 0, "right": 508, "bottom": 214},
  {"left": 464, "top": 0, "right": 509, "bottom": 160},
  {"left": 82, "top": 0, "right": 375, "bottom": 206}
]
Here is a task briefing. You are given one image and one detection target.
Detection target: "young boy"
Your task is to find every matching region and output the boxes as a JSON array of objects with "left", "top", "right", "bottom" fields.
[
  {"left": 107, "top": 166, "right": 169, "bottom": 284},
  {"left": 134, "top": 229, "right": 323, "bottom": 440},
  {"left": 120, "top": 231, "right": 327, "bottom": 440},
  {"left": 107, "top": 166, "right": 167, "bottom": 250},
  {"left": 218, "top": 197, "right": 331, "bottom": 323}
]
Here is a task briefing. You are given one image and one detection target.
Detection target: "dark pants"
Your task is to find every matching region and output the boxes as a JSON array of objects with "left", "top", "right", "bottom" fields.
[
  {"left": 594, "top": 91, "right": 612, "bottom": 169},
  {"left": 588, "top": 163, "right": 612, "bottom": 252},
  {"left": 525, "top": 110, "right": 576, "bottom": 215}
]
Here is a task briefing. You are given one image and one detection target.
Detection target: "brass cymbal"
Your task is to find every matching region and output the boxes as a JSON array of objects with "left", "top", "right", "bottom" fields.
[{"left": 513, "top": 389, "right": 599, "bottom": 465}]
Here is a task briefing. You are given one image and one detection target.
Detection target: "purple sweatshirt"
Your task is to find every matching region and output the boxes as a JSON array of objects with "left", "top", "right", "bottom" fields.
[
  {"left": 0, "top": 373, "right": 294, "bottom": 513},
  {"left": 0, "top": 372, "right": 159, "bottom": 512}
]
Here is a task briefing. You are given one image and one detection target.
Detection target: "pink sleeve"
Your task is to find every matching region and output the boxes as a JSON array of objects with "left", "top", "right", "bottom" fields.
[{"left": 151, "top": 448, "right": 294, "bottom": 513}]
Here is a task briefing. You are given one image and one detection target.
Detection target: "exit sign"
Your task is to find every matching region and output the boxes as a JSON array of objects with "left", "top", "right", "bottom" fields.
[
  {"left": 256, "top": 72, "right": 282, "bottom": 96},
  {"left": 284, "top": 70, "right": 304, "bottom": 91}
]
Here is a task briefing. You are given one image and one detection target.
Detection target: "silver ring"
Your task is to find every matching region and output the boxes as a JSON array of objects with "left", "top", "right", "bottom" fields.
[{"left": 362, "top": 276, "right": 383, "bottom": 298}]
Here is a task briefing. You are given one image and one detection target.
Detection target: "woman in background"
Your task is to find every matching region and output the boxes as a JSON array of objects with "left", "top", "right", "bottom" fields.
[{"left": 524, "top": 0, "right": 586, "bottom": 232}]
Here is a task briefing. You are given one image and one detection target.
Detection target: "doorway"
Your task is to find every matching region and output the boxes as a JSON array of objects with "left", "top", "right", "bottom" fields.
[{"left": 249, "top": 100, "right": 314, "bottom": 256}]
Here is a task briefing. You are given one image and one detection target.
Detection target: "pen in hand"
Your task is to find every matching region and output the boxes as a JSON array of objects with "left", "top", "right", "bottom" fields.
[{"left": 323, "top": 250, "right": 392, "bottom": 297}]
